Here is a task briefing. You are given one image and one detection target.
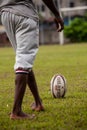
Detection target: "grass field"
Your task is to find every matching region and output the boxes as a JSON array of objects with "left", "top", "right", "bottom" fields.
[{"left": 0, "top": 43, "right": 87, "bottom": 130}]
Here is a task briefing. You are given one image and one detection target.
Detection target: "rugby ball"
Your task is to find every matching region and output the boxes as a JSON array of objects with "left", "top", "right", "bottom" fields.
[{"left": 50, "top": 74, "right": 67, "bottom": 98}]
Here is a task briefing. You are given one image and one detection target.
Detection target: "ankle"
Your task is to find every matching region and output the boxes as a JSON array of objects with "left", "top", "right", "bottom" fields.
[
  {"left": 35, "top": 98, "right": 42, "bottom": 105},
  {"left": 12, "top": 108, "right": 22, "bottom": 115}
]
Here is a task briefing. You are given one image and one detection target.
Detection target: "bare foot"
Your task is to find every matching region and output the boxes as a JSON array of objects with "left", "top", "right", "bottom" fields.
[
  {"left": 31, "top": 103, "right": 44, "bottom": 111},
  {"left": 10, "top": 112, "right": 35, "bottom": 120}
]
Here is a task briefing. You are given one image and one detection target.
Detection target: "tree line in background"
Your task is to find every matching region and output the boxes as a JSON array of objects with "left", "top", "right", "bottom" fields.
[{"left": 64, "top": 16, "right": 87, "bottom": 42}]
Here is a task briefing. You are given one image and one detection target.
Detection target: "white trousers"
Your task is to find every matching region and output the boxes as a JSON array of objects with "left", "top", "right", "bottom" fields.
[{"left": 1, "top": 11, "right": 39, "bottom": 72}]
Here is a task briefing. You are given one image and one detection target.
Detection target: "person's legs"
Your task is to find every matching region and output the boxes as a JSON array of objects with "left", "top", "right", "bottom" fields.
[
  {"left": 1, "top": 12, "right": 43, "bottom": 119},
  {"left": 1, "top": 12, "right": 31, "bottom": 119},
  {"left": 13, "top": 17, "right": 44, "bottom": 111},
  {"left": 27, "top": 70, "right": 44, "bottom": 111}
]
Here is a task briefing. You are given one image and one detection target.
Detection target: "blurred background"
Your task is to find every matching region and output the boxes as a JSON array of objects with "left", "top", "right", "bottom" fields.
[{"left": 0, "top": 0, "right": 87, "bottom": 46}]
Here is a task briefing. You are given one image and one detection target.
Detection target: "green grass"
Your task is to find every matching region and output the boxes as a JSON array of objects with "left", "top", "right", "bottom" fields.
[{"left": 0, "top": 43, "right": 87, "bottom": 130}]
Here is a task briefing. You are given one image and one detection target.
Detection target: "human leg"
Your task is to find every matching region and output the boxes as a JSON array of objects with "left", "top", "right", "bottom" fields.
[
  {"left": 1, "top": 12, "right": 31, "bottom": 119},
  {"left": 10, "top": 73, "right": 29, "bottom": 119},
  {"left": 27, "top": 69, "right": 44, "bottom": 111},
  {"left": 14, "top": 17, "right": 44, "bottom": 111}
]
